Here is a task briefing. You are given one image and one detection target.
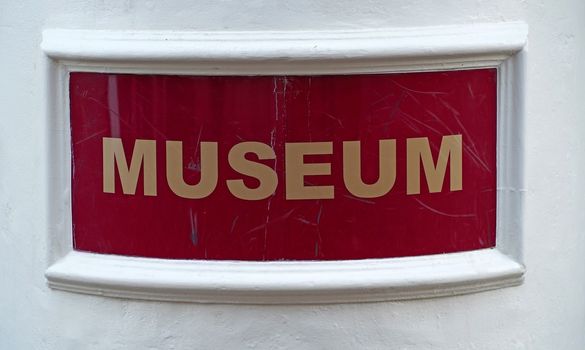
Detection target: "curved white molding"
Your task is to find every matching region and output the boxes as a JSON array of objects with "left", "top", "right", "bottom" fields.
[
  {"left": 41, "top": 22, "right": 527, "bottom": 75},
  {"left": 42, "top": 22, "right": 526, "bottom": 304},
  {"left": 46, "top": 249, "right": 523, "bottom": 304}
]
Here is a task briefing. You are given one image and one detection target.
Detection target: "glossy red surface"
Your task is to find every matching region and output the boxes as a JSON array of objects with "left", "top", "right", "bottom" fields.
[{"left": 70, "top": 69, "right": 497, "bottom": 260}]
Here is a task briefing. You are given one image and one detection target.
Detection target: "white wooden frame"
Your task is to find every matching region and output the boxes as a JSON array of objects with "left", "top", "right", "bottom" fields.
[{"left": 42, "top": 22, "right": 527, "bottom": 304}]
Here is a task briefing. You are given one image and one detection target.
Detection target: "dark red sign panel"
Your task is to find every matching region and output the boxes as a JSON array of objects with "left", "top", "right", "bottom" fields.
[{"left": 70, "top": 69, "right": 497, "bottom": 261}]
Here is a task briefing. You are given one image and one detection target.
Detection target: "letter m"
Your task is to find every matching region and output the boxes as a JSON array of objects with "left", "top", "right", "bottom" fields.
[
  {"left": 102, "top": 137, "right": 157, "bottom": 196},
  {"left": 407, "top": 135, "right": 463, "bottom": 195}
]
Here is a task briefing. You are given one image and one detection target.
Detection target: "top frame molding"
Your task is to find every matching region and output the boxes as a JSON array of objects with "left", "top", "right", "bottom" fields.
[
  {"left": 42, "top": 22, "right": 527, "bottom": 75},
  {"left": 42, "top": 22, "right": 527, "bottom": 304}
]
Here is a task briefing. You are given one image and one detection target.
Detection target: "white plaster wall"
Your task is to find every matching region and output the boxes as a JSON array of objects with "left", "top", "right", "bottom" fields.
[{"left": 1, "top": 0, "right": 584, "bottom": 348}]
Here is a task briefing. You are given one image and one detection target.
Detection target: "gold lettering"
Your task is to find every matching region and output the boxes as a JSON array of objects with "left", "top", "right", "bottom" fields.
[
  {"left": 285, "top": 142, "right": 333, "bottom": 200},
  {"left": 406, "top": 135, "right": 463, "bottom": 194},
  {"left": 102, "top": 137, "right": 157, "bottom": 196},
  {"left": 166, "top": 141, "right": 218, "bottom": 199},
  {"left": 227, "top": 142, "right": 278, "bottom": 200},
  {"left": 343, "top": 139, "right": 396, "bottom": 198}
]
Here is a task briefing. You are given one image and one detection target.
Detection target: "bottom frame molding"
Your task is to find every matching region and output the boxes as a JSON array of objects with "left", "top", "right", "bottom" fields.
[{"left": 46, "top": 248, "right": 524, "bottom": 304}]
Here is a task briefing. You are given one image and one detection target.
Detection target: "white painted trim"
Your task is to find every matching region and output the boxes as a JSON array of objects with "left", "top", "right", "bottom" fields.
[
  {"left": 42, "top": 22, "right": 527, "bottom": 75},
  {"left": 46, "top": 249, "right": 523, "bottom": 304},
  {"left": 42, "top": 22, "right": 527, "bottom": 304}
]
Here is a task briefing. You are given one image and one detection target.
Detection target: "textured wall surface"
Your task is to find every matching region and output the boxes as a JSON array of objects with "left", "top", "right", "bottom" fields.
[{"left": 1, "top": 0, "right": 584, "bottom": 349}]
